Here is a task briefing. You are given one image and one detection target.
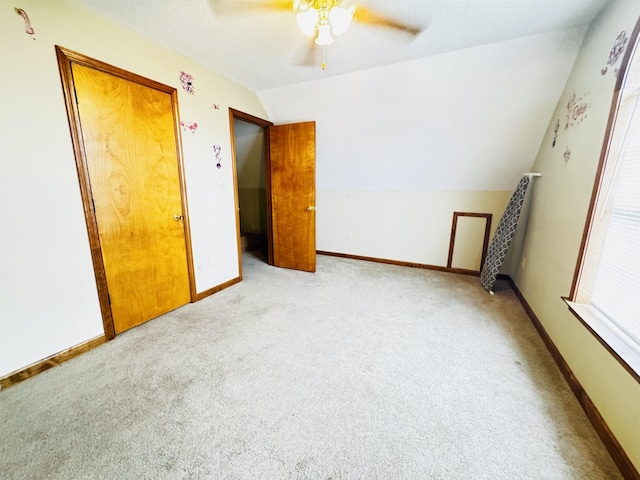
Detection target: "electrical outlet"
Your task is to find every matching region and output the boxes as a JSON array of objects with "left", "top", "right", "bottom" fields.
[
  {"left": 347, "top": 231, "right": 353, "bottom": 240},
  {"left": 521, "top": 257, "right": 526, "bottom": 270}
]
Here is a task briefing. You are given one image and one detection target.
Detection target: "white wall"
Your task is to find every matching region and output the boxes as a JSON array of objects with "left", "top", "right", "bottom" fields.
[
  {"left": 0, "top": 0, "right": 267, "bottom": 377},
  {"left": 259, "top": 28, "right": 586, "bottom": 265},
  {"left": 317, "top": 189, "right": 511, "bottom": 266},
  {"left": 517, "top": 0, "right": 640, "bottom": 469}
]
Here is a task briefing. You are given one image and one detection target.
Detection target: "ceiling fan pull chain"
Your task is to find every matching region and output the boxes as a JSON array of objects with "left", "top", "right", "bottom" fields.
[{"left": 322, "top": 45, "right": 327, "bottom": 70}]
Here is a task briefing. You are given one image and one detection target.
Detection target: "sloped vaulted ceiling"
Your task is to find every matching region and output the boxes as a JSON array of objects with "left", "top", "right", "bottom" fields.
[{"left": 72, "top": 0, "right": 610, "bottom": 92}]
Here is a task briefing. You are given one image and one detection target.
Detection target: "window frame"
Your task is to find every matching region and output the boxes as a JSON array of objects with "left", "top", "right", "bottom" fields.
[{"left": 564, "top": 17, "right": 640, "bottom": 384}]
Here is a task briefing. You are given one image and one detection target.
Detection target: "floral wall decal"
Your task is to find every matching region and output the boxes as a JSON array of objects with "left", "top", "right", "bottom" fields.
[
  {"left": 563, "top": 146, "right": 571, "bottom": 164},
  {"left": 14, "top": 8, "right": 35, "bottom": 39},
  {"left": 601, "top": 31, "right": 628, "bottom": 77},
  {"left": 552, "top": 119, "right": 559, "bottom": 148},
  {"left": 565, "top": 92, "right": 591, "bottom": 130},
  {"left": 180, "top": 120, "right": 198, "bottom": 134},
  {"left": 211, "top": 103, "right": 220, "bottom": 110},
  {"left": 213, "top": 144, "right": 223, "bottom": 169},
  {"left": 179, "top": 71, "right": 195, "bottom": 95}
]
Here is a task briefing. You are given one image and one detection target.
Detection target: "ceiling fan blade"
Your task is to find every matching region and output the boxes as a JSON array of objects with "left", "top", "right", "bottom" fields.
[
  {"left": 353, "top": 6, "right": 424, "bottom": 37},
  {"left": 209, "top": 0, "right": 294, "bottom": 16}
]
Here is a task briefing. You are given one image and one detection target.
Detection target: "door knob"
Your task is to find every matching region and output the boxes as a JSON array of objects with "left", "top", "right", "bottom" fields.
[
  {"left": 306, "top": 206, "right": 316, "bottom": 211},
  {"left": 173, "top": 214, "right": 184, "bottom": 221}
]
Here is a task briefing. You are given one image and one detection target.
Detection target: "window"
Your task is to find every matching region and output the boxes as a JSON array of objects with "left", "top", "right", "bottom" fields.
[{"left": 566, "top": 24, "right": 640, "bottom": 380}]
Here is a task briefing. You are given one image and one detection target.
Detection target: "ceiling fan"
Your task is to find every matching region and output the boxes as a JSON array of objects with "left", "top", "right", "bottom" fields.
[{"left": 210, "top": 0, "right": 425, "bottom": 69}]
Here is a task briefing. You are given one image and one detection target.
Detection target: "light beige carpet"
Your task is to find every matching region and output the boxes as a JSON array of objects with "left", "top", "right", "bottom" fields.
[{"left": 0, "top": 253, "right": 622, "bottom": 479}]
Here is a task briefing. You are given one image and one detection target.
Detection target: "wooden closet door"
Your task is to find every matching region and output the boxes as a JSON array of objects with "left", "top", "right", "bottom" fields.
[{"left": 72, "top": 63, "right": 190, "bottom": 333}]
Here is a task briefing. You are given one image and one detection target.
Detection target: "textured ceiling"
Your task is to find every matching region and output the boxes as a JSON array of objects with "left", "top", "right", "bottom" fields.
[{"left": 71, "top": 0, "right": 610, "bottom": 91}]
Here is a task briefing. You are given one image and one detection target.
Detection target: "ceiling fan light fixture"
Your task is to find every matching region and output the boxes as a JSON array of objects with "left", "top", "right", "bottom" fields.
[
  {"left": 329, "top": 5, "right": 354, "bottom": 36},
  {"left": 296, "top": 8, "right": 319, "bottom": 37},
  {"left": 315, "top": 24, "right": 334, "bottom": 45}
]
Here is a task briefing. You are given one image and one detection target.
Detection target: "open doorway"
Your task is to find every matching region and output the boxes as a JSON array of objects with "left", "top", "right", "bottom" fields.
[
  {"left": 235, "top": 119, "right": 267, "bottom": 260},
  {"left": 230, "top": 109, "right": 274, "bottom": 267},
  {"left": 230, "top": 108, "right": 317, "bottom": 273}
]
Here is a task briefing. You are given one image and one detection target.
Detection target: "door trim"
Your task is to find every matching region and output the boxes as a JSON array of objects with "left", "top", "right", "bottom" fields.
[
  {"left": 55, "top": 46, "right": 196, "bottom": 340},
  {"left": 228, "top": 108, "right": 274, "bottom": 269}
]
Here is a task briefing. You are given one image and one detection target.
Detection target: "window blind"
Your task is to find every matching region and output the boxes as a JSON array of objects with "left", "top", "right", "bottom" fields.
[{"left": 591, "top": 91, "right": 640, "bottom": 348}]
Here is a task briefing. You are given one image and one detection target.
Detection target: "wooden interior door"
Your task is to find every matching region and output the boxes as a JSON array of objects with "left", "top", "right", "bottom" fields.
[
  {"left": 72, "top": 63, "right": 191, "bottom": 334},
  {"left": 269, "top": 122, "right": 316, "bottom": 272}
]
